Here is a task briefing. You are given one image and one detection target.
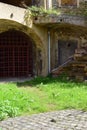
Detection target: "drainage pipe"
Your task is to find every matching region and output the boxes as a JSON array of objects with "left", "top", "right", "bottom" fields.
[
  {"left": 77, "top": 0, "right": 79, "bottom": 8},
  {"left": 58, "top": 0, "right": 61, "bottom": 7},
  {"left": 48, "top": 0, "right": 52, "bottom": 9},
  {"left": 48, "top": 31, "right": 51, "bottom": 74}
]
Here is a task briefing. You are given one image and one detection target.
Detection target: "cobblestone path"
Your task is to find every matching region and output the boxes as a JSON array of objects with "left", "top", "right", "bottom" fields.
[{"left": 0, "top": 110, "right": 87, "bottom": 130}]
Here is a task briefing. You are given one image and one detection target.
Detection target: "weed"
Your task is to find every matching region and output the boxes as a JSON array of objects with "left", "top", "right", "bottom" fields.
[{"left": 0, "top": 76, "right": 87, "bottom": 120}]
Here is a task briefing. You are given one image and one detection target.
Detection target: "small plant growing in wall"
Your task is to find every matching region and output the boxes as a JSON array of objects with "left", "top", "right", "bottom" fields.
[
  {"left": 24, "top": 6, "right": 61, "bottom": 24},
  {"left": 27, "top": 6, "right": 60, "bottom": 16}
]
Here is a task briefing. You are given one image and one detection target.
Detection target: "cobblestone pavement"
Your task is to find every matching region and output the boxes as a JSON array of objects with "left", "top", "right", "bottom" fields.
[{"left": 0, "top": 110, "right": 87, "bottom": 130}]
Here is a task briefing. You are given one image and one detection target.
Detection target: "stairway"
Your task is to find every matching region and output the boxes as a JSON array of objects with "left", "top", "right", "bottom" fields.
[
  {"left": 51, "top": 56, "right": 74, "bottom": 77},
  {"left": 65, "top": 47, "right": 87, "bottom": 81},
  {"left": 52, "top": 46, "right": 87, "bottom": 81}
]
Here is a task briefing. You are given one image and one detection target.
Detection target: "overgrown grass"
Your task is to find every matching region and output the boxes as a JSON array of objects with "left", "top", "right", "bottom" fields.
[{"left": 0, "top": 76, "right": 87, "bottom": 120}]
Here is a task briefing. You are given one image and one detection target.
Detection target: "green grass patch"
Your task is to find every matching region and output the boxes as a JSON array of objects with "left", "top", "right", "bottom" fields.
[{"left": 0, "top": 76, "right": 87, "bottom": 120}]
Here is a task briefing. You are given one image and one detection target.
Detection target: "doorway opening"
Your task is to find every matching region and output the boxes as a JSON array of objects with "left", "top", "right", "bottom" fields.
[{"left": 0, "top": 30, "right": 35, "bottom": 77}]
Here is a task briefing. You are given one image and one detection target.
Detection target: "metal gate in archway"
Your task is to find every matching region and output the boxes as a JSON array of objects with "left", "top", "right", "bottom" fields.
[{"left": 0, "top": 30, "right": 33, "bottom": 77}]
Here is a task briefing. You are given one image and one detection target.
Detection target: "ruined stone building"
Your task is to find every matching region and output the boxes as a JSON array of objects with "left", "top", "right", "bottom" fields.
[{"left": 0, "top": 0, "right": 87, "bottom": 80}]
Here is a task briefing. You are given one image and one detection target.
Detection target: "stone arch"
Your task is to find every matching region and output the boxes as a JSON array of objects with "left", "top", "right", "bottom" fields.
[
  {"left": 0, "top": 19, "right": 45, "bottom": 48},
  {"left": 51, "top": 23, "right": 87, "bottom": 39},
  {"left": 0, "top": 19, "right": 46, "bottom": 77}
]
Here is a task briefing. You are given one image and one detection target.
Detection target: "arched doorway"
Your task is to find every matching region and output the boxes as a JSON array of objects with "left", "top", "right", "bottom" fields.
[{"left": 0, "top": 30, "right": 34, "bottom": 77}]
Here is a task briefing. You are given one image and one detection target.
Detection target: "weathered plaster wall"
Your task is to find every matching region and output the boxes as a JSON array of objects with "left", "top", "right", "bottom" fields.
[
  {"left": 0, "top": 2, "right": 48, "bottom": 76},
  {"left": 34, "top": 15, "right": 87, "bottom": 27},
  {"left": 0, "top": 2, "right": 25, "bottom": 23},
  {"left": 50, "top": 31, "right": 58, "bottom": 69},
  {"left": 0, "top": 2, "right": 87, "bottom": 76},
  {"left": 50, "top": 23, "right": 87, "bottom": 70}
]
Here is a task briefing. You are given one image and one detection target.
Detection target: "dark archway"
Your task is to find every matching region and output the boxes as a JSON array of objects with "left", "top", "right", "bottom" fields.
[{"left": 0, "top": 30, "right": 35, "bottom": 77}]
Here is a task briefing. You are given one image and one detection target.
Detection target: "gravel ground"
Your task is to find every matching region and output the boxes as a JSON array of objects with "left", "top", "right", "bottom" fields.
[{"left": 0, "top": 109, "right": 87, "bottom": 130}]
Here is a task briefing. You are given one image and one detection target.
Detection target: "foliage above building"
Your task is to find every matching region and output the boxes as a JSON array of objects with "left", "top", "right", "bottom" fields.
[{"left": 25, "top": 1, "right": 87, "bottom": 20}]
